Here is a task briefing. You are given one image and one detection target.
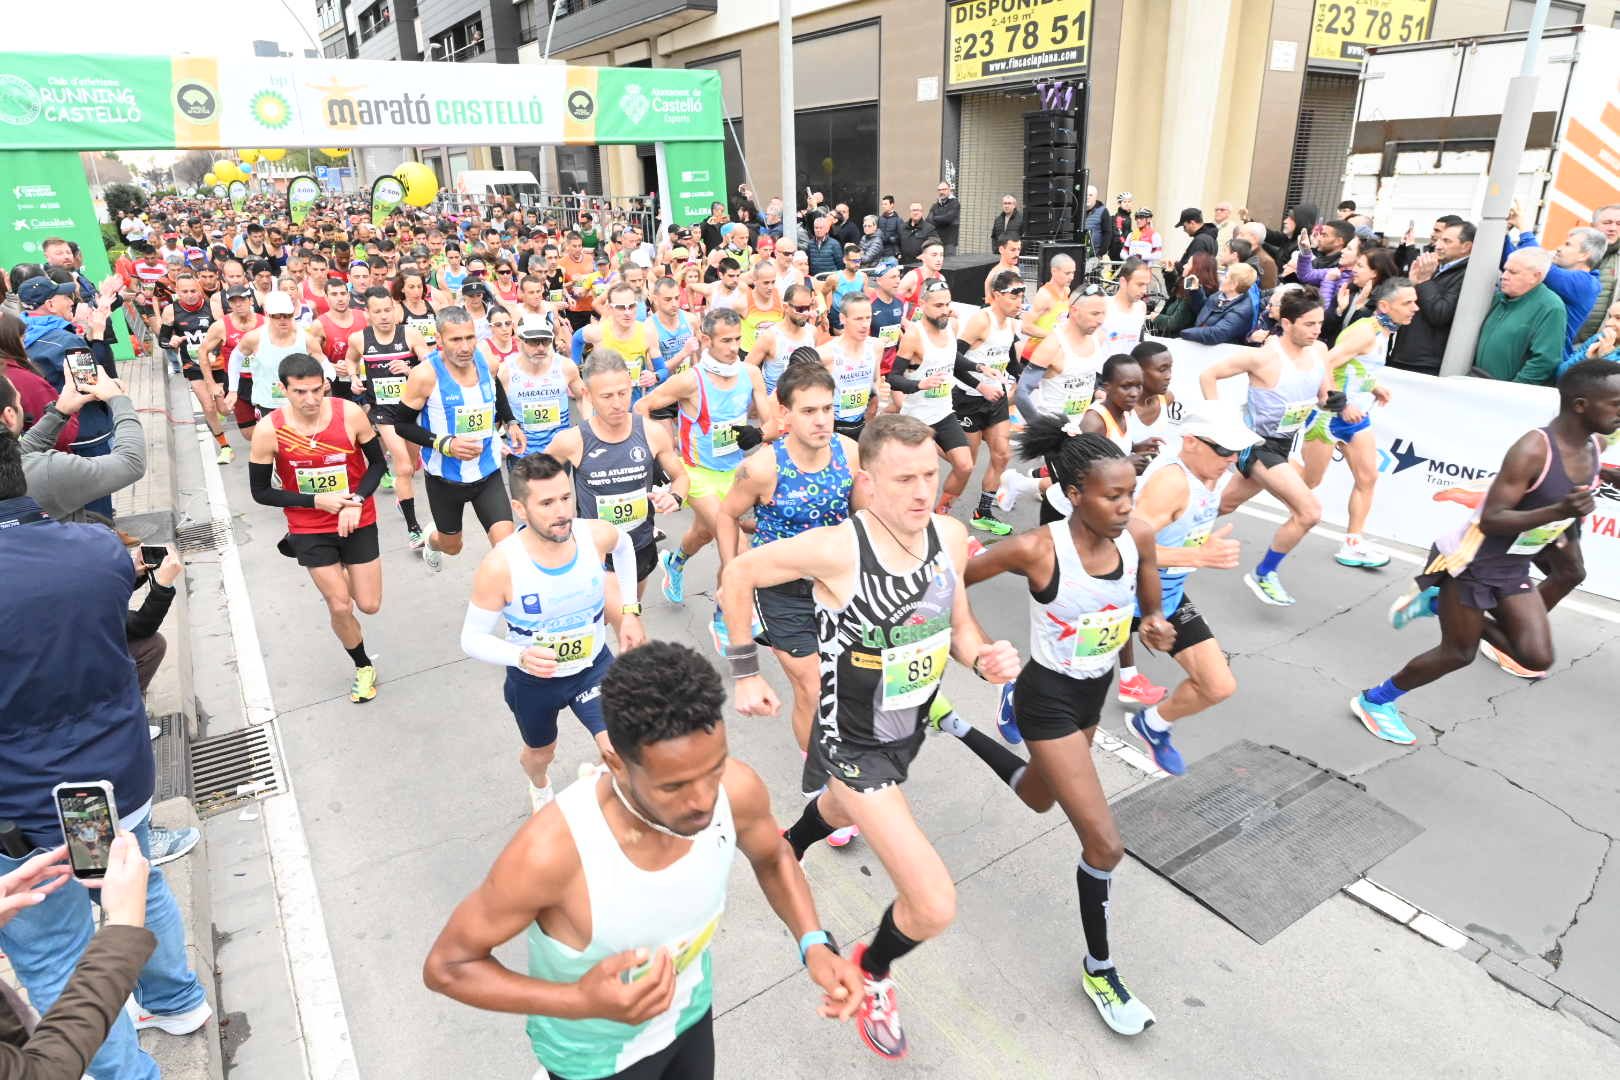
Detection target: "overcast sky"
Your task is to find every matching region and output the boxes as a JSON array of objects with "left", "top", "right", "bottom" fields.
[{"left": 65, "top": 0, "right": 321, "bottom": 58}]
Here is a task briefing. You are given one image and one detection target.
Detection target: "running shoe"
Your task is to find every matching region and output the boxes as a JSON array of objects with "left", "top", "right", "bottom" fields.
[
  {"left": 126, "top": 997, "right": 213, "bottom": 1035},
  {"left": 996, "top": 681, "right": 1022, "bottom": 744},
  {"left": 966, "top": 536, "right": 988, "bottom": 559},
  {"left": 1388, "top": 585, "right": 1439, "bottom": 630},
  {"left": 146, "top": 825, "right": 200, "bottom": 867},
  {"left": 971, "top": 510, "right": 1013, "bottom": 537},
  {"left": 851, "top": 944, "right": 908, "bottom": 1059},
  {"left": 827, "top": 825, "right": 859, "bottom": 848},
  {"left": 215, "top": 444, "right": 234, "bottom": 465},
  {"left": 1480, "top": 641, "right": 1547, "bottom": 680},
  {"left": 1349, "top": 693, "right": 1416, "bottom": 745},
  {"left": 993, "top": 468, "right": 1042, "bottom": 513},
  {"left": 653, "top": 527, "right": 668, "bottom": 544},
  {"left": 1334, "top": 540, "right": 1391, "bottom": 569},
  {"left": 1117, "top": 673, "right": 1168, "bottom": 707},
  {"left": 149, "top": 724, "right": 162, "bottom": 741},
  {"left": 1243, "top": 570, "right": 1296, "bottom": 606},
  {"left": 421, "top": 537, "right": 443, "bottom": 572},
  {"left": 1128, "top": 711, "right": 1185, "bottom": 776},
  {"left": 380, "top": 471, "right": 395, "bottom": 492},
  {"left": 529, "top": 783, "right": 554, "bottom": 813},
  {"left": 350, "top": 665, "right": 378, "bottom": 704},
  {"left": 1081, "top": 964, "right": 1155, "bottom": 1036},
  {"left": 407, "top": 528, "right": 425, "bottom": 551},
  {"left": 659, "top": 549, "right": 685, "bottom": 604}
]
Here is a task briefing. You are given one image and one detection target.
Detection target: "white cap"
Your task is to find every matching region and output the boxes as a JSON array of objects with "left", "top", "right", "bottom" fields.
[
  {"left": 516, "top": 313, "right": 554, "bottom": 340},
  {"left": 1176, "top": 399, "right": 1261, "bottom": 451},
  {"left": 262, "top": 290, "right": 296, "bottom": 316}
]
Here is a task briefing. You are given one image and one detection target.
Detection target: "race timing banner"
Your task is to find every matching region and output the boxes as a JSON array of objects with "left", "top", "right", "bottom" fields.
[{"left": 0, "top": 53, "right": 724, "bottom": 150}]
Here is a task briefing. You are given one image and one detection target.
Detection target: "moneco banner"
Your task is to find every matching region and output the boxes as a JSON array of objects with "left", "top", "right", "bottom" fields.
[
  {"left": 0, "top": 53, "right": 723, "bottom": 150},
  {"left": 1308, "top": 0, "right": 1436, "bottom": 64},
  {"left": 947, "top": 0, "right": 1091, "bottom": 90}
]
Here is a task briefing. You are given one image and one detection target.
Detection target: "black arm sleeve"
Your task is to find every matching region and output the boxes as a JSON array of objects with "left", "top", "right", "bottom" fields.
[
  {"left": 387, "top": 400, "right": 439, "bottom": 449},
  {"left": 953, "top": 336, "right": 982, "bottom": 383},
  {"left": 249, "top": 460, "right": 318, "bottom": 509},
  {"left": 353, "top": 433, "right": 388, "bottom": 499},
  {"left": 493, "top": 377, "right": 515, "bottom": 427},
  {"left": 886, "top": 351, "right": 923, "bottom": 394}
]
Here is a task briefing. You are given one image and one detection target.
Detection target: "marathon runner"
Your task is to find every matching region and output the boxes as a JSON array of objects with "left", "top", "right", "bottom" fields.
[
  {"left": 349, "top": 286, "right": 433, "bottom": 547},
  {"left": 423, "top": 641, "right": 865, "bottom": 1079},
  {"left": 226, "top": 292, "right": 326, "bottom": 423},
  {"left": 501, "top": 315, "right": 584, "bottom": 457},
  {"left": 867, "top": 261, "right": 906, "bottom": 389},
  {"left": 1018, "top": 252, "right": 1074, "bottom": 364},
  {"left": 1098, "top": 257, "right": 1151, "bottom": 355},
  {"left": 1122, "top": 400, "right": 1258, "bottom": 773},
  {"left": 582, "top": 283, "right": 660, "bottom": 401},
  {"left": 159, "top": 271, "right": 230, "bottom": 463},
  {"left": 459, "top": 453, "right": 643, "bottom": 809},
  {"left": 390, "top": 306, "right": 523, "bottom": 570},
  {"left": 1131, "top": 341, "right": 1177, "bottom": 477},
  {"left": 963, "top": 423, "right": 1174, "bottom": 1037},
  {"left": 197, "top": 285, "right": 265, "bottom": 439},
  {"left": 1355, "top": 360, "right": 1620, "bottom": 744},
  {"left": 887, "top": 280, "right": 974, "bottom": 515},
  {"left": 646, "top": 275, "right": 700, "bottom": 432},
  {"left": 819, "top": 294, "right": 883, "bottom": 440},
  {"left": 981, "top": 236, "right": 1022, "bottom": 305},
  {"left": 307, "top": 277, "right": 368, "bottom": 403},
  {"left": 898, "top": 240, "right": 946, "bottom": 318},
  {"left": 737, "top": 262, "right": 785, "bottom": 357},
  {"left": 1299, "top": 277, "right": 1419, "bottom": 570},
  {"left": 819, "top": 244, "right": 869, "bottom": 333},
  {"left": 1198, "top": 288, "right": 1331, "bottom": 607},
  {"left": 395, "top": 271, "right": 438, "bottom": 348},
  {"left": 954, "top": 269, "right": 1022, "bottom": 536},
  {"left": 247, "top": 352, "right": 387, "bottom": 704},
  {"left": 721, "top": 413, "right": 1022, "bottom": 1060},
  {"left": 746, "top": 282, "right": 819, "bottom": 397},
  {"left": 635, "top": 307, "right": 774, "bottom": 606}
]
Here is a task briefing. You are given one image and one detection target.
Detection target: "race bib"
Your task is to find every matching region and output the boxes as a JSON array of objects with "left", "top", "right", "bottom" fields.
[
  {"left": 1182, "top": 522, "right": 1213, "bottom": 548},
  {"left": 924, "top": 378, "right": 952, "bottom": 399},
  {"left": 1061, "top": 374, "right": 1095, "bottom": 415},
  {"left": 625, "top": 355, "right": 644, "bottom": 382},
  {"left": 294, "top": 464, "right": 349, "bottom": 496},
  {"left": 1507, "top": 517, "right": 1574, "bottom": 557},
  {"left": 521, "top": 400, "right": 562, "bottom": 429},
  {"left": 1071, "top": 608, "right": 1132, "bottom": 660},
  {"left": 839, "top": 387, "right": 871, "bottom": 413},
  {"left": 535, "top": 625, "right": 596, "bottom": 670},
  {"left": 880, "top": 628, "right": 950, "bottom": 711},
  {"left": 877, "top": 324, "right": 902, "bottom": 347},
  {"left": 269, "top": 380, "right": 287, "bottom": 401},
  {"left": 595, "top": 490, "right": 648, "bottom": 530},
  {"left": 1276, "top": 399, "right": 1316, "bottom": 435},
  {"left": 371, "top": 375, "right": 406, "bottom": 402},
  {"left": 624, "top": 911, "right": 721, "bottom": 983},
  {"left": 547, "top": 289, "right": 565, "bottom": 303},
  {"left": 454, "top": 403, "right": 494, "bottom": 437},
  {"left": 711, "top": 421, "right": 740, "bottom": 457}
]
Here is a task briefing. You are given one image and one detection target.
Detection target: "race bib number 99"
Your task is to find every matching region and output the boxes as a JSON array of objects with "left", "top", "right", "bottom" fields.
[{"left": 596, "top": 490, "right": 648, "bottom": 529}]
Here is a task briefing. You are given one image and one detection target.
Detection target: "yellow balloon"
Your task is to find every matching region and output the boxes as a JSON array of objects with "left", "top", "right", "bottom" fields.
[
  {"left": 212, "top": 159, "right": 234, "bottom": 180},
  {"left": 261, "top": 148, "right": 286, "bottom": 162},
  {"left": 395, "top": 161, "right": 439, "bottom": 207},
  {"left": 319, "top": 148, "right": 349, "bottom": 157},
  {"left": 240, "top": 149, "right": 260, "bottom": 164},
  {"left": 202, "top": 172, "right": 217, "bottom": 187}
]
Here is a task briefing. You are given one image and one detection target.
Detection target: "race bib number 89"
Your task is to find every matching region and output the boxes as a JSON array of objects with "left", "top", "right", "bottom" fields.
[{"left": 880, "top": 629, "right": 950, "bottom": 710}]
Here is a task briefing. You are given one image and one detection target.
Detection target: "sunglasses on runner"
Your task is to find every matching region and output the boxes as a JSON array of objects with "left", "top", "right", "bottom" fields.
[
  {"left": 998, "top": 285, "right": 1027, "bottom": 296},
  {"left": 1197, "top": 436, "right": 1239, "bottom": 458},
  {"left": 1074, "top": 283, "right": 1108, "bottom": 300},
  {"left": 790, "top": 303, "right": 815, "bottom": 314},
  {"left": 609, "top": 302, "right": 636, "bottom": 312},
  {"left": 922, "top": 279, "right": 951, "bottom": 295}
]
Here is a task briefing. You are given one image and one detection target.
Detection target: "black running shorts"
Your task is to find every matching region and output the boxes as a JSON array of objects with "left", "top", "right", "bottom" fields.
[
  {"left": 1013, "top": 660, "right": 1113, "bottom": 740},
  {"left": 286, "top": 523, "right": 380, "bottom": 569},
  {"left": 422, "top": 470, "right": 513, "bottom": 536},
  {"left": 952, "top": 388, "right": 1009, "bottom": 434},
  {"left": 754, "top": 580, "right": 818, "bottom": 658}
]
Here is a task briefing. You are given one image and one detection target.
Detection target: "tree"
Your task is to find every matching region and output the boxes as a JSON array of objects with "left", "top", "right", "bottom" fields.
[
  {"left": 172, "top": 150, "right": 217, "bottom": 188},
  {"left": 103, "top": 183, "right": 147, "bottom": 220}
]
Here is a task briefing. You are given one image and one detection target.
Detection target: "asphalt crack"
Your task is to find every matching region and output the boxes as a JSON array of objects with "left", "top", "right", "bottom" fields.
[{"left": 1545, "top": 838, "right": 1615, "bottom": 970}]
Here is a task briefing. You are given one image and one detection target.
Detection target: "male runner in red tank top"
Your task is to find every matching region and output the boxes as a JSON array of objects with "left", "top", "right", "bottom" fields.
[
  {"left": 247, "top": 351, "right": 389, "bottom": 704},
  {"left": 307, "top": 277, "right": 369, "bottom": 401}
]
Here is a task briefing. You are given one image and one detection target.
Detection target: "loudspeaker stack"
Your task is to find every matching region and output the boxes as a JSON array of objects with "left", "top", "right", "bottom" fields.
[{"left": 1023, "top": 109, "right": 1079, "bottom": 242}]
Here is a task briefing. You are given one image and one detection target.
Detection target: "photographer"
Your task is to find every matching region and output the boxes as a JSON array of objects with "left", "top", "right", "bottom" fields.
[
  {"left": 0, "top": 839, "right": 153, "bottom": 1080},
  {"left": 0, "top": 428, "right": 209, "bottom": 1079},
  {"left": 0, "top": 370, "right": 145, "bottom": 524},
  {"left": 122, "top": 539, "right": 182, "bottom": 700}
]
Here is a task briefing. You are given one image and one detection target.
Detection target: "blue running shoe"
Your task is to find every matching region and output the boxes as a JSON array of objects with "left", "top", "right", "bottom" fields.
[
  {"left": 709, "top": 606, "right": 727, "bottom": 654},
  {"left": 1128, "top": 711, "right": 1185, "bottom": 776},
  {"left": 996, "top": 681, "right": 1022, "bottom": 744},
  {"left": 659, "top": 549, "right": 685, "bottom": 604},
  {"left": 1388, "top": 585, "right": 1440, "bottom": 630},
  {"left": 1350, "top": 693, "right": 1416, "bottom": 745}
]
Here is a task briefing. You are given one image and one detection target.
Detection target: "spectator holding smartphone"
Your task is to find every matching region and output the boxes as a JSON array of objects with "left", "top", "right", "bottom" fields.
[
  {"left": 0, "top": 425, "right": 210, "bottom": 1080},
  {"left": 0, "top": 370, "right": 145, "bottom": 524},
  {"left": 0, "top": 838, "right": 153, "bottom": 1080},
  {"left": 122, "top": 539, "right": 183, "bottom": 702}
]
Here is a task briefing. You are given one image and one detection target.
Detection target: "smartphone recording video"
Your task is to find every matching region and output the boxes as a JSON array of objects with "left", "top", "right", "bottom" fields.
[
  {"left": 140, "top": 545, "right": 169, "bottom": 570},
  {"left": 66, "top": 349, "right": 97, "bottom": 391},
  {"left": 52, "top": 781, "right": 119, "bottom": 880}
]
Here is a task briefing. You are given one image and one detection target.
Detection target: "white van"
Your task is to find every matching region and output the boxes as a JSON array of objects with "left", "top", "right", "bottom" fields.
[{"left": 454, "top": 169, "right": 542, "bottom": 201}]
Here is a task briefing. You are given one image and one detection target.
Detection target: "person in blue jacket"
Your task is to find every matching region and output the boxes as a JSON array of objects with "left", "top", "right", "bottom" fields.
[
  {"left": 1503, "top": 218, "right": 1605, "bottom": 351},
  {"left": 1181, "top": 263, "right": 1258, "bottom": 346},
  {"left": 17, "top": 277, "right": 119, "bottom": 513},
  {"left": 1558, "top": 296, "right": 1620, "bottom": 381}
]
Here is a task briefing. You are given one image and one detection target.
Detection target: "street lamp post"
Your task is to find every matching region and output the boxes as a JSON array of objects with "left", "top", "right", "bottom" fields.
[{"left": 779, "top": 0, "right": 796, "bottom": 233}]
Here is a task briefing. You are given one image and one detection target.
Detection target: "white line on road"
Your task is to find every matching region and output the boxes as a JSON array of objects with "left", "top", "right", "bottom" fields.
[{"left": 194, "top": 415, "right": 359, "bottom": 1080}]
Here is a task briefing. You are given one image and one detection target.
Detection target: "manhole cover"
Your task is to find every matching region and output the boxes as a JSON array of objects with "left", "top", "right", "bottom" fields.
[{"left": 173, "top": 519, "right": 231, "bottom": 555}]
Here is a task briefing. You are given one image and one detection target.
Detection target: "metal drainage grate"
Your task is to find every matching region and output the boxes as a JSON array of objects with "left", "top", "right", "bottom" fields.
[
  {"left": 149, "top": 712, "right": 190, "bottom": 803},
  {"left": 190, "top": 725, "right": 286, "bottom": 817},
  {"left": 173, "top": 518, "right": 232, "bottom": 555}
]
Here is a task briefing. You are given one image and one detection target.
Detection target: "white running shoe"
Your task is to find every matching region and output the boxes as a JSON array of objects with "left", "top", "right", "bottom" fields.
[
  {"left": 994, "top": 468, "right": 1042, "bottom": 513},
  {"left": 421, "top": 536, "right": 443, "bottom": 572},
  {"left": 126, "top": 997, "right": 213, "bottom": 1035},
  {"left": 1334, "top": 539, "right": 1391, "bottom": 569},
  {"left": 529, "top": 784, "right": 554, "bottom": 813}
]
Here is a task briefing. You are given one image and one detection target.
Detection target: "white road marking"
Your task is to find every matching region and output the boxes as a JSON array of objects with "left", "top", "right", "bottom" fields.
[{"left": 195, "top": 416, "right": 359, "bottom": 1080}]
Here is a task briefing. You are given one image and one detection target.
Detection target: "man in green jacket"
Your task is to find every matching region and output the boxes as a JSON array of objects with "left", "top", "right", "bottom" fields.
[{"left": 1474, "top": 248, "right": 1567, "bottom": 384}]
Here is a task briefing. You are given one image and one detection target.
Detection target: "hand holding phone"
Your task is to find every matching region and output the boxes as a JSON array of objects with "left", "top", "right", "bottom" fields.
[
  {"left": 52, "top": 782, "right": 119, "bottom": 880},
  {"left": 83, "top": 835, "right": 150, "bottom": 928},
  {"left": 65, "top": 349, "right": 98, "bottom": 392}
]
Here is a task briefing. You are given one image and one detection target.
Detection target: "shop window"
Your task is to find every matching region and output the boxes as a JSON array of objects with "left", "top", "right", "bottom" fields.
[
  {"left": 796, "top": 103, "right": 879, "bottom": 220},
  {"left": 795, "top": 24, "right": 879, "bottom": 110},
  {"left": 1506, "top": 0, "right": 1584, "bottom": 29}
]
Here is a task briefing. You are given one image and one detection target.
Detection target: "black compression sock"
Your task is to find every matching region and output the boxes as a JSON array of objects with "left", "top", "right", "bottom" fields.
[
  {"left": 785, "top": 796, "right": 836, "bottom": 859},
  {"left": 346, "top": 642, "right": 371, "bottom": 669},
  {"left": 958, "top": 727, "right": 1028, "bottom": 789},
  {"left": 399, "top": 497, "right": 420, "bottom": 532},
  {"left": 976, "top": 491, "right": 994, "bottom": 516},
  {"left": 861, "top": 903, "right": 922, "bottom": 979},
  {"left": 1076, "top": 859, "right": 1112, "bottom": 968}
]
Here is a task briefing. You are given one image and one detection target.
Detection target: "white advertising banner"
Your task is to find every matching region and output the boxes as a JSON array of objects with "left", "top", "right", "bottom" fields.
[{"left": 1155, "top": 339, "right": 1620, "bottom": 601}]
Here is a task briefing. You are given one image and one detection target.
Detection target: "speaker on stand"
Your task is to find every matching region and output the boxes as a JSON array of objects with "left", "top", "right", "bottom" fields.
[{"left": 1022, "top": 109, "right": 1079, "bottom": 242}]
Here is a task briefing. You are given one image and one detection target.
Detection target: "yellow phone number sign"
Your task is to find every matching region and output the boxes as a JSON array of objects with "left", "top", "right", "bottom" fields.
[
  {"left": 947, "top": 0, "right": 1091, "bottom": 90},
  {"left": 1309, "top": 0, "right": 1436, "bottom": 63}
]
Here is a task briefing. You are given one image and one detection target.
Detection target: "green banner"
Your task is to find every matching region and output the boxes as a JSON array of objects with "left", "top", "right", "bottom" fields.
[
  {"left": 659, "top": 141, "right": 727, "bottom": 226},
  {"left": 0, "top": 150, "right": 124, "bottom": 358},
  {"left": 371, "top": 176, "right": 404, "bottom": 227},
  {"left": 228, "top": 180, "right": 247, "bottom": 211},
  {"left": 0, "top": 55, "right": 179, "bottom": 149},
  {"left": 593, "top": 68, "right": 723, "bottom": 144},
  {"left": 288, "top": 175, "right": 319, "bottom": 225}
]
